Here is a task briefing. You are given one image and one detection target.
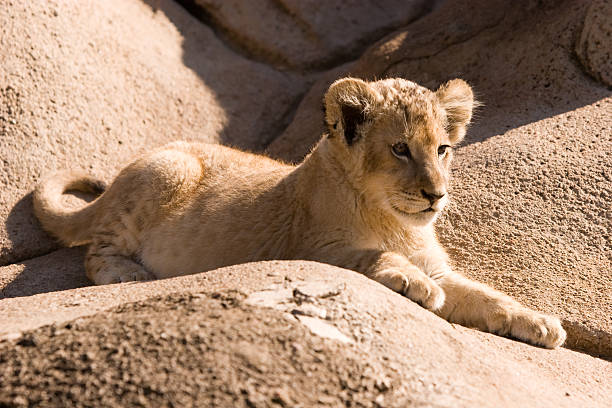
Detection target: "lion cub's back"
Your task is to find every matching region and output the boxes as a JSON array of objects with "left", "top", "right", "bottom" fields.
[
  {"left": 133, "top": 142, "right": 296, "bottom": 277},
  {"left": 157, "top": 141, "right": 292, "bottom": 181},
  {"left": 130, "top": 142, "right": 291, "bottom": 205}
]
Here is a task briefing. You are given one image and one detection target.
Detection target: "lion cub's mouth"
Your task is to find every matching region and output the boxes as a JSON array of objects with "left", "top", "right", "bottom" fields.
[{"left": 391, "top": 204, "right": 433, "bottom": 216}]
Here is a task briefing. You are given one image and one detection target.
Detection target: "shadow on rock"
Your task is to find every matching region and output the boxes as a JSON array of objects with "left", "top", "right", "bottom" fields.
[
  {"left": 2, "top": 193, "right": 59, "bottom": 268},
  {"left": 0, "top": 247, "right": 90, "bottom": 299},
  {"left": 140, "top": 0, "right": 309, "bottom": 151},
  {"left": 2, "top": 192, "right": 96, "bottom": 298}
]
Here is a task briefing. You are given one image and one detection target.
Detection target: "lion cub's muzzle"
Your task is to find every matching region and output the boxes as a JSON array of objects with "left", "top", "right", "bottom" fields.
[
  {"left": 421, "top": 189, "right": 448, "bottom": 213},
  {"left": 391, "top": 190, "right": 448, "bottom": 216},
  {"left": 429, "top": 194, "right": 448, "bottom": 212}
]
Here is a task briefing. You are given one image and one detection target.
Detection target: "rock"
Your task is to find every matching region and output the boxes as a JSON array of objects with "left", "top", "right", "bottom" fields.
[
  {"left": 193, "top": 0, "right": 438, "bottom": 70},
  {"left": 293, "top": 281, "right": 345, "bottom": 299},
  {"left": 267, "top": 0, "right": 612, "bottom": 358},
  {"left": 0, "top": 262, "right": 610, "bottom": 407},
  {"left": 244, "top": 285, "right": 294, "bottom": 310},
  {"left": 294, "top": 315, "right": 352, "bottom": 344},
  {"left": 265, "top": 62, "right": 354, "bottom": 161},
  {"left": 575, "top": 0, "right": 612, "bottom": 87},
  {"left": 0, "top": 0, "right": 307, "bottom": 266},
  {"left": 0, "top": 0, "right": 610, "bottom": 404},
  {"left": 245, "top": 281, "right": 346, "bottom": 337},
  {"left": 0, "top": 247, "right": 89, "bottom": 299},
  {"left": 438, "top": 103, "right": 612, "bottom": 358},
  {"left": 291, "top": 303, "right": 327, "bottom": 320}
]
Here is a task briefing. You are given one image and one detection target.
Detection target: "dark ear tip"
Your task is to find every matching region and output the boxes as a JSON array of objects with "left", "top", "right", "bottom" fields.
[
  {"left": 323, "top": 77, "right": 379, "bottom": 146},
  {"left": 341, "top": 103, "right": 366, "bottom": 146}
]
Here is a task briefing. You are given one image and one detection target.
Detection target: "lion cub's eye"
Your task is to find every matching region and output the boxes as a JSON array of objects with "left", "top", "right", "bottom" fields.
[
  {"left": 392, "top": 142, "right": 411, "bottom": 159},
  {"left": 438, "top": 145, "right": 451, "bottom": 157}
]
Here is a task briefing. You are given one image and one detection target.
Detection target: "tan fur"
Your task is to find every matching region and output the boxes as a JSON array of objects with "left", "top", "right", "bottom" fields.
[{"left": 33, "top": 77, "right": 566, "bottom": 348}]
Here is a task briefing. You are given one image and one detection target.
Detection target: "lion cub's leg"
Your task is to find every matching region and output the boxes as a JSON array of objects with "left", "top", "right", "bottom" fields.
[
  {"left": 355, "top": 251, "right": 445, "bottom": 311},
  {"left": 85, "top": 244, "right": 155, "bottom": 285},
  {"left": 436, "top": 272, "right": 566, "bottom": 348}
]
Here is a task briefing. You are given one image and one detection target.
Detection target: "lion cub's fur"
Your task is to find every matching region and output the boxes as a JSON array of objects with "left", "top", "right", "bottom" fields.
[{"left": 33, "top": 77, "right": 566, "bottom": 348}]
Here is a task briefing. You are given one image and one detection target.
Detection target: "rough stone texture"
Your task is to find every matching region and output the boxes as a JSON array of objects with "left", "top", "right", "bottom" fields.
[
  {"left": 0, "top": 0, "right": 611, "bottom": 405},
  {"left": 265, "top": 62, "right": 356, "bottom": 162},
  {"left": 0, "top": 0, "right": 306, "bottom": 266},
  {"left": 575, "top": 0, "right": 612, "bottom": 87},
  {"left": 192, "top": 0, "right": 438, "bottom": 70},
  {"left": 0, "top": 247, "right": 88, "bottom": 299},
  {"left": 1, "top": 262, "right": 611, "bottom": 408},
  {"left": 267, "top": 0, "right": 612, "bottom": 358},
  {"left": 439, "top": 102, "right": 612, "bottom": 358}
]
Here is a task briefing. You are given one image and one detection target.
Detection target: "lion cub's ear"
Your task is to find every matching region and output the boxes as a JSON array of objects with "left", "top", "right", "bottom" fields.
[
  {"left": 436, "top": 79, "right": 477, "bottom": 144},
  {"left": 324, "top": 78, "right": 380, "bottom": 146}
]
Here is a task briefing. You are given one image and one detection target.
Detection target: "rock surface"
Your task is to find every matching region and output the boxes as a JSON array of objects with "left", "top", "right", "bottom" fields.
[
  {"left": 192, "top": 0, "right": 438, "bottom": 70},
  {"left": 575, "top": 0, "right": 612, "bottom": 87},
  {"left": 1, "top": 262, "right": 611, "bottom": 407},
  {"left": 0, "top": 0, "right": 611, "bottom": 406}
]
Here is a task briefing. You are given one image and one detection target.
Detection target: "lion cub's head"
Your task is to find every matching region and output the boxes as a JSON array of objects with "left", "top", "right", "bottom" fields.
[{"left": 323, "top": 77, "right": 476, "bottom": 225}]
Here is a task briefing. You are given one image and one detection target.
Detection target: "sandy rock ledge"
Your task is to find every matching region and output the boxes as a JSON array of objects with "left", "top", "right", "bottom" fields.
[{"left": 1, "top": 262, "right": 611, "bottom": 407}]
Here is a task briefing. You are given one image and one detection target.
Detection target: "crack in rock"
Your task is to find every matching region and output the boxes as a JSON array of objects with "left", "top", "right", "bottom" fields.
[
  {"left": 294, "top": 314, "right": 353, "bottom": 344},
  {"left": 245, "top": 280, "right": 351, "bottom": 343}
]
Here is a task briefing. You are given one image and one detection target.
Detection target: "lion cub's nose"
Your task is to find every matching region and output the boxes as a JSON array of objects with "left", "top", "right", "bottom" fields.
[{"left": 421, "top": 189, "right": 446, "bottom": 204}]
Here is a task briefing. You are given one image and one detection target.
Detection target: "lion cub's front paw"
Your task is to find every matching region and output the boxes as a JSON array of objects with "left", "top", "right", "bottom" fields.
[
  {"left": 374, "top": 268, "right": 445, "bottom": 311},
  {"left": 491, "top": 307, "right": 567, "bottom": 349},
  {"left": 92, "top": 265, "right": 156, "bottom": 285}
]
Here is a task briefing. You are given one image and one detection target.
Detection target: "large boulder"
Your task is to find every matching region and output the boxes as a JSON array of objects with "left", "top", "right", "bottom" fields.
[
  {"left": 1, "top": 262, "right": 610, "bottom": 407},
  {"left": 575, "top": 0, "right": 612, "bottom": 87},
  {"left": 192, "top": 0, "right": 439, "bottom": 70}
]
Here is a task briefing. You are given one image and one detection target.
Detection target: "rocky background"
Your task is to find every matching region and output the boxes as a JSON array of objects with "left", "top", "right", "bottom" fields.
[{"left": 0, "top": 0, "right": 610, "bottom": 406}]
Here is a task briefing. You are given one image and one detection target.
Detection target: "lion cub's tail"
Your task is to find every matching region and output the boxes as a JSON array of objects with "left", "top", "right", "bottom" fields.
[{"left": 33, "top": 170, "right": 107, "bottom": 246}]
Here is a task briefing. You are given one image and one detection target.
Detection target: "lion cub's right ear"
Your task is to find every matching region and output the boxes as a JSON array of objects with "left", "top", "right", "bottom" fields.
[
  {"left": 436, "top": 79, "right": 478, "bottom": 144},
  {"left": 324, "top": 78, "right": 380, "bottom": 146}
]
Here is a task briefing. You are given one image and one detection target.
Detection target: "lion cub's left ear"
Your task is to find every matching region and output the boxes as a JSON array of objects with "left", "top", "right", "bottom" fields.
[
  {"left": 436, "top": 79, "right": 477, "bottom": 144},
  {"left": 324, "top": 78, "right": 380, "bottom": 146}
]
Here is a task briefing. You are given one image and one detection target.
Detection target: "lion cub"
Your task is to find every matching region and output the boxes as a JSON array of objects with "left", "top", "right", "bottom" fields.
[{"left": 34, "top": 77, "right": 566, "bottom": 348}]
